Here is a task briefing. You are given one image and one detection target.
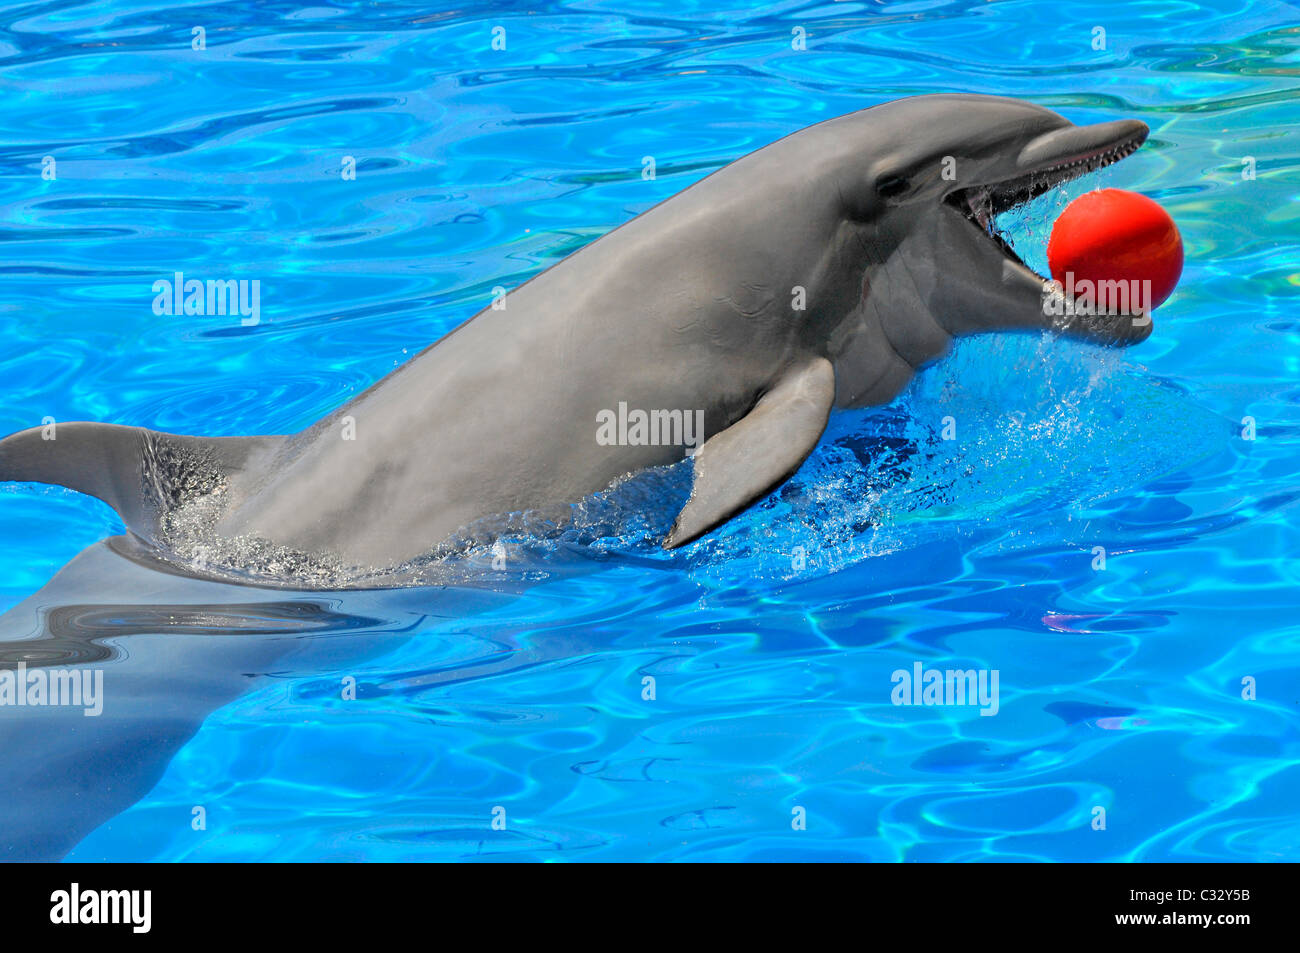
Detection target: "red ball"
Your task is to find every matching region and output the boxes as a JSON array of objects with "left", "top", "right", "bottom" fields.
[{"left": 1047, "top": 188, "right": 1183, "bottom": 314}]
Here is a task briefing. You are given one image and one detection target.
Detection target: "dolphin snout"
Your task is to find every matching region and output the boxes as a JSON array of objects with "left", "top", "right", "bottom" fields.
[{"left": 1016, "top": 119, "right": 1149, "bottom": 178}]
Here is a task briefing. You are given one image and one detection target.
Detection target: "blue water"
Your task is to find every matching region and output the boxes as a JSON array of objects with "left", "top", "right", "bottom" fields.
[{"left": 2, "top": 0, "right": 1299, "bottom": 861}]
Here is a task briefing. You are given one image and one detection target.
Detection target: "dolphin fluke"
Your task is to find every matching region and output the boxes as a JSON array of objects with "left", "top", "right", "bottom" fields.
[{"left": 0, "top": 422, "right": 282, "bottom": 543}]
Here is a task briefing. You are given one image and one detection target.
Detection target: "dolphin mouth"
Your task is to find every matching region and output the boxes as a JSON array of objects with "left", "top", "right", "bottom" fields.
[
  {"left": 943, "top": 122, "right": 1148, "bottom": 278},
  {"left": 940, "top": 118, "right": 1151, "bottom": 344}
]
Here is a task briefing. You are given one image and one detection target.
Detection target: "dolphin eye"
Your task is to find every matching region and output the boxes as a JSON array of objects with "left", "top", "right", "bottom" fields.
[{"left": 876, "top": 174, "right": 909, "bottom": 198}]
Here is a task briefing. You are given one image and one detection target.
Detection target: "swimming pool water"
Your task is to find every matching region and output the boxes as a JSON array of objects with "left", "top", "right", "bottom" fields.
[{"left": 2, "top": 0, "right": 1299, "bottom": 861}]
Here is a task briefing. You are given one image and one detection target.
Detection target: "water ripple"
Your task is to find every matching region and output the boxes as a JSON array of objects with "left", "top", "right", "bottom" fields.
[{"left": 0, "top": 0, "right": 1292, "bottom": 861}]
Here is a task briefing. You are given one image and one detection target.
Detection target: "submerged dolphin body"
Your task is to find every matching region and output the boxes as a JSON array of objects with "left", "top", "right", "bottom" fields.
[
  {"left": 0, "top": 535, "right": 574, "bottom": 860},
  {"left": 1, "top": 94, "right": 1151, "bottom": 576}
]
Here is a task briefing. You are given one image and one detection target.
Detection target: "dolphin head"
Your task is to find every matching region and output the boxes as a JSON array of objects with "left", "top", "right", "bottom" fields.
[{"left": 792, "top": 95, "right": 1151, "bottom": 405}]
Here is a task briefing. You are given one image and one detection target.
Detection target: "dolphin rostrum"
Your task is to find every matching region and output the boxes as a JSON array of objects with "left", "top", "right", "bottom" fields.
[{"left": 1, "top": 94, "right": 1151, "bottom": 578}]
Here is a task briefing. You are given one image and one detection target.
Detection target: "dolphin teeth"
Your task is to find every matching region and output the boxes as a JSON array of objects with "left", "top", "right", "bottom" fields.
[
  {"left": 942, "top": 127, "right": 1147, "bottom": 281},
  {"left": 963, "top": 188, "right": 993, "bottom": 231},
  {"left": 1033, "top": 134, "right": 1142, "bottom": 182}
]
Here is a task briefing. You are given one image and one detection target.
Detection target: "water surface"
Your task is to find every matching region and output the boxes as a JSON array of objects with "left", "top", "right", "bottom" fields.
[{"left": 1, "top": 0, "right": 1298, "bottom": 861}]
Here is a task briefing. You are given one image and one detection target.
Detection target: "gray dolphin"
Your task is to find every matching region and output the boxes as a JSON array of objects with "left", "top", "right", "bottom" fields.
[
  {"left": 0, "top": 534, "right": 586, "bottom": 859},
  {"left": 1, "top": 94, "right": 1151, "bottom": 576},
  {"left": 0, "top": 92, "right": 1154, "bottom": 859}
]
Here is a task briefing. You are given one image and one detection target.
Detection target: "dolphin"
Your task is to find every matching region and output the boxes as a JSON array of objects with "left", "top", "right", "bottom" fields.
[
  {"left": 1, "top": 94, "right": 1151, "bottom": 578},
  {"left": 0, "top": 93, "right": 1155, "bottom": 859},
  {"left": 0, "top": 534, "right": 584, "bottom": 860}
]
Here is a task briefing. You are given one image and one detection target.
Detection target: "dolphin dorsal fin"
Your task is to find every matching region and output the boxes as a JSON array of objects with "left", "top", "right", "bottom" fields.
[{"left": 0, "top": 422, "right": 283, "bottom": 540}]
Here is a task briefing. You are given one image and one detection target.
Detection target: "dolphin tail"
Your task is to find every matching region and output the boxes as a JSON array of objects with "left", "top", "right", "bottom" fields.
[{"left": 0, "top": 422, "right": 283, "bottom": 539}]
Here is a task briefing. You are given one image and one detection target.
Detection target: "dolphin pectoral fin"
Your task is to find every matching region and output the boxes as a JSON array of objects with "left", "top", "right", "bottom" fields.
[
  {"left": 0, "top": 422, "right": 283, "bottom": 539},
  {"left": 664, "top": 356, "right": 835, "bottom": 549}
]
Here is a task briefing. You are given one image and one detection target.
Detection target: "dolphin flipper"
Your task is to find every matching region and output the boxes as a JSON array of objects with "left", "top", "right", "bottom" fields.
[
  {"left": 664, "top": 355, "right": 834, "bottom": 548},
  {"left": 0, "top": 423, "right": 283, "bottom": 540}
]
